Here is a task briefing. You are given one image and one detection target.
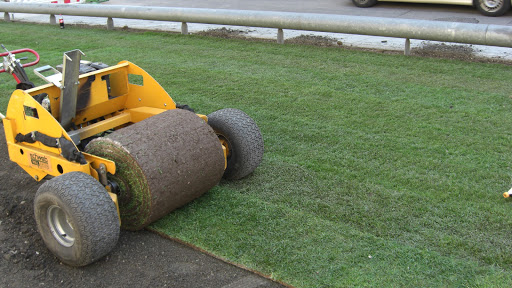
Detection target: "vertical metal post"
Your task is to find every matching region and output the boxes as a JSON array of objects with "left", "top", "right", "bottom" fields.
[
  {"left": 107, "top": 17, "right": 114, "bottom": 30},
  {"left": 60, "top": 50, "right": 84, "bottom": 131},
  {"left": 4, "top": 12, "right": 10, "bottom": 22},
  {"left": 50, "top": 14, "right": 56, "bottom": 25},
  {"left": 277, "top": 28, "right": 284, "bottom": 44},
  {"left": 181, "top": 22, "right": 188, "bottom": 35},
  {"left": 404, "top": 38, "right": 411, "bottom": 56}
]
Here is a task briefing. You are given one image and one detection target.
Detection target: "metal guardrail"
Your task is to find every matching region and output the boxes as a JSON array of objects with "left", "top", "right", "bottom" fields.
[{"left": 1, "top": 2, "right": 512, "bottom": 54}]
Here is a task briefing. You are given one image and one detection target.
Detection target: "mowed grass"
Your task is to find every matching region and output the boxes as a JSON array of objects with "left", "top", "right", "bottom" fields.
[{"left": 2, "top": 22, "right": 512, "bottom": 287}]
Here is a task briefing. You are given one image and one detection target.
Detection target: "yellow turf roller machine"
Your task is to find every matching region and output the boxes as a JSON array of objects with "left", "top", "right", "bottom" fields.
[{"left": 1, "top": 50, "right": 263, "bottom": 266}]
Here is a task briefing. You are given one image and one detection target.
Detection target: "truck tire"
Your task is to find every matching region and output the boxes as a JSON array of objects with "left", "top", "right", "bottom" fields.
[
  {"left": 34, "top": 172, "right": 120, "bottom": 266},
  {"left": 352, "top": 0, "right": 378, "bottom": 8},
  {"left": 207, "top": 108, "right": 264, "bottom": 180},
  {"left": 475, "top": 0, "right": 510, "bottom": 16}
]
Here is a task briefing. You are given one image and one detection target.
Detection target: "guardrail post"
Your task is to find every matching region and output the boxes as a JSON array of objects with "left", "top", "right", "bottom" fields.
[
  {"left": 4, "top": 12, "right": 10, "bottom": 22},
  {"left": 181, "top": 22, "right": 188, "bottom": 35},
  {"left": 404, "top": 38, "right": 411, "bottom": 55},
  {"left": 277, "top": 28, "right": 284, "bottom": 44},
  {"left": 107, "top": 17, "right": 114, "bottom": 30},
  {"left": 50, "top": 14, "right": 56, "bottom": 25}
]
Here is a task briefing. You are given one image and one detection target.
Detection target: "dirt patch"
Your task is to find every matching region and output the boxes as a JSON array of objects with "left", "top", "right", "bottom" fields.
[
  {"left": 197, "top": 28, "right": 511, "bottom": 65},
  {"left": 412, "top": 42, "right": 479, "bottom": 62},
  {"left": 407, "top": 41, "right": 512, "bottom": 64},
  {"left": 196, "top": 27, "right": 252, "bottom": 39},
  {"left": 285, "top": 35, "right": 342, "bottom": 47},
  {"left": 0, "top": 132, "right": 44, "bottom": 272},
  {"left": 197, "top": 29, "right": 343, "bottom": 47}
]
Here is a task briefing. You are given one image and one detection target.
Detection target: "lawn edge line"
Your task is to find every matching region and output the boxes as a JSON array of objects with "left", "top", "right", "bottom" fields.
[{"left": 146, "top": 227, "right": 296, "bottom": 288}]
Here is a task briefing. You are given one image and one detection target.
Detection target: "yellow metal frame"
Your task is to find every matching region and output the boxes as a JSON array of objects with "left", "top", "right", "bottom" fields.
[
  {"left": 2, "top": 61, "right": 228, "bottom": 221},
  {"left": 2, "top": 89, "right": 105, "bottom": 181},
  {"left": 2, "top": 61, "right": 180, "bottom": 181}
]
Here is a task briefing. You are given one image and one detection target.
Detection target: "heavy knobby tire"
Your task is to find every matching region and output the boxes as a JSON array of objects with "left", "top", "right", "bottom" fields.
[
  {"left": 34, "top": 172, "right": 120, "bottom": 266},
  {"left": 207, "top": 108, "right": 264, "bottom": 180},
  {"left": 475, "top": 0, "right": 510, "bottom": 16},
  {"left": 352, "top": 0, "right": 378, "bottom": 8}
]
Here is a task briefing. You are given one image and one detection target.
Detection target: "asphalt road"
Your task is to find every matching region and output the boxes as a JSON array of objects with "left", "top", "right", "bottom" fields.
[{"left": 104, "top": 0, "right": 512, "bottom": 25}]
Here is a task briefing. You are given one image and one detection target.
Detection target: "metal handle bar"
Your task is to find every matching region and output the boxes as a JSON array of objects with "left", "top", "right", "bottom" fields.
[{"left": 0, "top": 48, "right": 40, "bottom": 73}]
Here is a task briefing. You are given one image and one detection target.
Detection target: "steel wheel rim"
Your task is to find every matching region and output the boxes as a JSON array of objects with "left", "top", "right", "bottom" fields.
[
  {"left": 483, "top": 0, "right": 501, "bottom": 9},
  {"left": 47, "top": 205, "right": 75, "bottom": 247}
]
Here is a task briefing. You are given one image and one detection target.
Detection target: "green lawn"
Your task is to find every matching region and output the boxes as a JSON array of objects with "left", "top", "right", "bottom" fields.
[{"left": 2, "top": 22, "right": 512, "bottom": 287}]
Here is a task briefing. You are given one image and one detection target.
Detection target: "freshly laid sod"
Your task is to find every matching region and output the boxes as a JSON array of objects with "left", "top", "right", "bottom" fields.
[{"left": 2, "top": 22, "right": 512, "bottom": 287}]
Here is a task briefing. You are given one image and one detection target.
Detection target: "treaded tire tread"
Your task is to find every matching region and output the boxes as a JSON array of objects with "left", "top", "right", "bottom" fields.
[
  {"left": 207, "top": 108, "right": 264, "bottom": 180},
  {"left": 351, "top": 0, "right": 378, "bottom": 8},
  {"left": 475, "top": 0, "right": 510, "bottom": 16},
  {"left": 34, "top": 172, "right": 120, "bottom": 266}
]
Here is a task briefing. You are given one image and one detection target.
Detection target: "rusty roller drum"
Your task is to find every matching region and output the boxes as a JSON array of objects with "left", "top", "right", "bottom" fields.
[{"left": 85, "top": 109, "right": 225, "bottom": 231}]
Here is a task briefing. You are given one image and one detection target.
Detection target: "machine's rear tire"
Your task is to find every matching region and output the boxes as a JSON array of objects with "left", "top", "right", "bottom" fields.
[
  {"left": 475, "top": 0, "right": 510, "bottom": 16},
  {"left": 34, "top": 172, "right": 120, "bottom": 266},
  {"left": 352, "top": 0, "right": 378, "bottom": 8},
  {"left": 207, "top": 108, "right": 264, "bottom": 180}
]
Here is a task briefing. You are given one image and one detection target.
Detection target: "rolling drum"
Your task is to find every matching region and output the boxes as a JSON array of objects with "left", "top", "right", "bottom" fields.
[{"left": 85, "top": 109, "right": 225, "bottom": 230}]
